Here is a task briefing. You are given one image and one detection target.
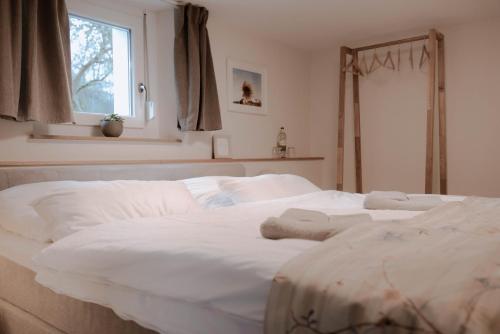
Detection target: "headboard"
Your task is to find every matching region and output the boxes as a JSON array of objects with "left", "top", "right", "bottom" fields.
[{"left": 0, "top": 163, "right": 246, "bottom": 191}]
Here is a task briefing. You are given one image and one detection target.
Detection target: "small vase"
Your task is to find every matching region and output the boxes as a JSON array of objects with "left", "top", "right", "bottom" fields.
[{"left": 100, "top": 120, "right": 124, "bottom": 137}]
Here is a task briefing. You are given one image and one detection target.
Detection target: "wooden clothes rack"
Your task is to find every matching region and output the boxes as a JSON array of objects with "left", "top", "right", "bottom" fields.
[{"left": 337, "top": 29, "right": 447, "bottom": 194}]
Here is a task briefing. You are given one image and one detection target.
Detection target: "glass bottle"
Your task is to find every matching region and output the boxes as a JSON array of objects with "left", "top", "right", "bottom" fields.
[{"left": 277, "top": 127, "right": 287, "bottom": 158}]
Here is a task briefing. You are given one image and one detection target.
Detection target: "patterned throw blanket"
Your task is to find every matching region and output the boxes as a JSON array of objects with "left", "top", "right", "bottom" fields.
[{"left": 265, "top": 197, "right": 500, "bottom": 334}]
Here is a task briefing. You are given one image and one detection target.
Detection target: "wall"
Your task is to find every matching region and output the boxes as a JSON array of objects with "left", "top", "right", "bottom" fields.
[
  {"left": 309, "top": 48, "right": 340, "bottom": 190},
  {"left": 0, "top": 2, "right": 312, "bottom": 167},
  {"left": 310, "top": 18, "right": 500, "bottom": 196}
]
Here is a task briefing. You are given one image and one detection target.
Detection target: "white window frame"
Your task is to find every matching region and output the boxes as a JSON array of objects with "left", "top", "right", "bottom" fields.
[{"left": 66, "top": 0, "right": 145, "bottom": 128}]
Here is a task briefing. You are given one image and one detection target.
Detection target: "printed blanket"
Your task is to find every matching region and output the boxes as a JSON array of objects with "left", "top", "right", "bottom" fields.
[{"left": 265, "top": 197, "right": 500, "bottom": 334}]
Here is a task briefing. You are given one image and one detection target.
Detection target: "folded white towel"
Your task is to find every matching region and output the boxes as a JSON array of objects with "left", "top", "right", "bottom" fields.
[
  {"left": 260, "top": 208, "right": 373, "bottom": 241},
  {"left": 364, "top": 191, "right": 445, "bottom": 211}
]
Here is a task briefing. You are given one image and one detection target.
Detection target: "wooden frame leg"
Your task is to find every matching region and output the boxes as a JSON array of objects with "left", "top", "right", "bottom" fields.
[
  {"left": 425, "top": 29, "right": 437, "bottom": 194},
  {"left": 336, "top": 47, "right": 350, "bottom": 190},
  {"left": 352, "top": 51, "right": 362, "bottom": 193},
  {"left": 437, "top": 35, "right": 447, "bottom": 194}
]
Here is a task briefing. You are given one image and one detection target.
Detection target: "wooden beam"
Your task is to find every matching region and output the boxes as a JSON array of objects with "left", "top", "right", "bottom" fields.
[
  {"left": 354, "top": 34, "right": 429, "bottom": 52},
  {"left": 336, "top": 46, "right": 350, "bottom": 190},
  {"left": 437, "top": 36, "right": 447, "bottom": 194},
  {"left": 352, "top": 50, "right": 363, "bottom": 193},
  {"left": 425, "top": 29, "right": 438, "bottom": 194}
]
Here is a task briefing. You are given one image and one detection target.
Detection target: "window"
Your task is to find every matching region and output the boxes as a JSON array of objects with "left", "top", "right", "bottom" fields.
[
  {"left": 70, "top": 15, "right": 132, "bottom": 117},
  {"left": 66, "top": 1, "right": 145, "bottom": 128},
  {"left": 70, "top": 15, "right": 133, "bottom": 117}
]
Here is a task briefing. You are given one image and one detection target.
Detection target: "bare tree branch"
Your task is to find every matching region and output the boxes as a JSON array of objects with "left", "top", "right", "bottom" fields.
[
  {"left": 72, "top": 46, "right": 112, "bottom": 88},
  {"left": 75, "top": 72, "right": 112, "bottom": 95}
]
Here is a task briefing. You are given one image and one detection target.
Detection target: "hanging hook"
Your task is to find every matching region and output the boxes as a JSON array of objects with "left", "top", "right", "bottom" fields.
[
  {"left": 409, "top": 43, "right": 414, "bottom": 70},
  {"left": 383, "top": 47, "right": 395, "bottom": 70},
  {"left": 397, "top": 44, "right": 401, "bottom": 71},
  {"left": 369, "top": 48, "right": 383, "bottom": 73},
  {"left": 343, "top": 54, "right": 364, "bottom": 76},
  {"left": 419, "top": 41, "right": 430, "bottom": 69},
  {"left": 361, "top": 52, "right": 369, "bottom": 75}
]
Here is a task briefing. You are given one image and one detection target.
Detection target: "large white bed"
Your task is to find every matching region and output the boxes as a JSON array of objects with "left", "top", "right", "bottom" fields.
[{"left": 0, "top": 163, "right": 483, "bottom": 334}]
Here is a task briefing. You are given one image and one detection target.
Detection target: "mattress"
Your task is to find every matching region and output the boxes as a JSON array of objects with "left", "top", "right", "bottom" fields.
[{"left": 0, "top": 228, "right": 157, "bottom": 334}]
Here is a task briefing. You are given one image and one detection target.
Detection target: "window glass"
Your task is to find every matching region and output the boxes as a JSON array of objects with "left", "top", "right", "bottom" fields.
[{"left": 69, "top": 15, "right": 132, "bottom": 117}]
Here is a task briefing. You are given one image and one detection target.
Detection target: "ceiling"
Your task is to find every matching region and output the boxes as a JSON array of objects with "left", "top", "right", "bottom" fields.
[{"left": 134, "top": 0, "right": 500, "bottom": 50}]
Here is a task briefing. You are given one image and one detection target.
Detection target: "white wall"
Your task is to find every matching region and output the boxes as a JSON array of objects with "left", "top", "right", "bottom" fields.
[
  {"left": 310, "top": 18, "right": 500, "bottom": 196},
  {"left": 309, "top": 48, "right": 340, "bottom": 190},
  {"left": 0, "top": 3, "right": 311, "bottom": 164}
]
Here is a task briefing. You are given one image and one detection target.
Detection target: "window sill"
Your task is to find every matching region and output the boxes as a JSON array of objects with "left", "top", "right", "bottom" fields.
[
  {"left": 29, "top": 134, "right": 181, "bottom": 144},
  {"left": 72, "top": 116, "right": 145, "bottom": 129}
]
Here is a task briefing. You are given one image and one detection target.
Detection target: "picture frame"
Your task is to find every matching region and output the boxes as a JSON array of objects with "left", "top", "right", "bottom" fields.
[
  {"left": 227, "top": 59, "right": 267, "bottom": 116},
  {"left": 212, "top": 135, "right": 232, "bottom": 159}
]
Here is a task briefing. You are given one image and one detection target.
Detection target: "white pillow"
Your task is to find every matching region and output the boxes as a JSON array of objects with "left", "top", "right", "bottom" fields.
[
  {"left": 34, "top": 180, "right": 200, "bottom": 241},
  {"left": 0, "top": 181, "right": 83, "bottom": 242},
  {"left": 182, "top": 176, "right": 237, "bottom": 208},
  {"left": 219, "top": 174, "right": 321, "bottom": 203}
]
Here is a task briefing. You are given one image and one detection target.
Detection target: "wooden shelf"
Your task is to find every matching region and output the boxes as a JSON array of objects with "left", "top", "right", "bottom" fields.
[
  {"left": 0, "top": 157, "right": 324, "bottom": 167},
  {"left": 214, "top": 157, "right": 324, "bottom": 162},
  {"left": 29, "top": 134, "right": 182, "bottom": 144}
]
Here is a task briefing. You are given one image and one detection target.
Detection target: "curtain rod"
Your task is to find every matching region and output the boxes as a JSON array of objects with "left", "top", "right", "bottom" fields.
[{"left": 353, "top": 34, "right": 430, "bottom": 52}]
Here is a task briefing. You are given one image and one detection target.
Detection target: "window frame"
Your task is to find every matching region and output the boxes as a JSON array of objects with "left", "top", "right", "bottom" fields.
[{"left": 66, "top": 0, "right": 145, "bottom": 128}]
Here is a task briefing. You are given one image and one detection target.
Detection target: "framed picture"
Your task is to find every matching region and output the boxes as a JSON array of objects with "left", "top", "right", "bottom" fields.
[
  {"left": 227, "top": 59, "right": 267, "bottom": 115},
  {"left": 212, "top": 135, "right": 232, "bottom": 159}
]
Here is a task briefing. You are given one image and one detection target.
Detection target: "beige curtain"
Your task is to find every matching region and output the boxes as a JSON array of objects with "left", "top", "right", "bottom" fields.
[
  {"left": 174, "top": 3, "right": 222, "bottom": 131},
  {"left": 0, "top": 0, "right": 73, "bottom": 123}
]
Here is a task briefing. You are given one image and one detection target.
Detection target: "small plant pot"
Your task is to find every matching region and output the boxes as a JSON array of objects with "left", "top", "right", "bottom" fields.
[{"left": 100, "top": 120, "right": 124, "bottom": 137}]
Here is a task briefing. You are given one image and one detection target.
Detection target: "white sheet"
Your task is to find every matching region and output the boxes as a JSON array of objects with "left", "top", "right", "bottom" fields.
[
  {"left": 0, "top": 229, "right": 263, "bottom": 334},
  {"left": 34, "top": 190, "right": 452, "bottom": 333}
]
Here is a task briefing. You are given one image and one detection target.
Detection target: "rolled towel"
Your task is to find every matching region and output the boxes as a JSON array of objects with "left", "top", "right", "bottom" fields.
[
  {"left": 260, "top": 208, "right": 373, "bottom": 241},
  {"left": 281, "top": 208, "right": 330, "bottom": 223},
  {"left": 364, "top": 191, "right": 445, "bottom": 211}
]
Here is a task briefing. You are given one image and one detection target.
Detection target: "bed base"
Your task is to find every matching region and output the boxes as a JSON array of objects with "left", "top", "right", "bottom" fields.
[{"left": 0, "top": 255, "right": 157, "bottom": 334}]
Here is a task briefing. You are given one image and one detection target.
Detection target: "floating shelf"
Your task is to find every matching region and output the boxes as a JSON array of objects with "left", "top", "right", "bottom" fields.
[
  {"left": 29, "top": 134, "right": 182, "bottom": 144},
  {"left": 0, "top": 157, "right": 324, "bottom": 167}
]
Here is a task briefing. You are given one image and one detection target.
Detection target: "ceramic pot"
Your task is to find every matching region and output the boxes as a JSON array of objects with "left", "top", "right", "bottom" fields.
[{"left": 100, "top": 120, "right": 124, "bottom": 137}]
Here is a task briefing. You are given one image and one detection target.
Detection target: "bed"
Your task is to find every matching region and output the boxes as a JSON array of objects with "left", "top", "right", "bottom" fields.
[{"left": 1, "top": 163, "right": 498, "bottom": 334}]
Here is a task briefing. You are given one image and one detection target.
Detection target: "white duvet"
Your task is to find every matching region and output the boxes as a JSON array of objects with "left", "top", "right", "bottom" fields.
[{"left": 33, "top": 191, "right": 461, "bottom": 333}]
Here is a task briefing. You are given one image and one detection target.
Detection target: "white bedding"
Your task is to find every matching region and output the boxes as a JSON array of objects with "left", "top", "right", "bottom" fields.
[
  {"left": 34, "top": 190, "right": 453, "bottom": 334},
  {"left": 0, "top": 228, "right": 262, "bottom": 334},
  {"left": 0, "top": 227, "right": 46, "bottom": 270}
]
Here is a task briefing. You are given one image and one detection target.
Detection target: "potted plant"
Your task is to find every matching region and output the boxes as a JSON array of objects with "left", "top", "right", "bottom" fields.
[{"left": 100, "top": 113, "right": 124, "bottom": 137}]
